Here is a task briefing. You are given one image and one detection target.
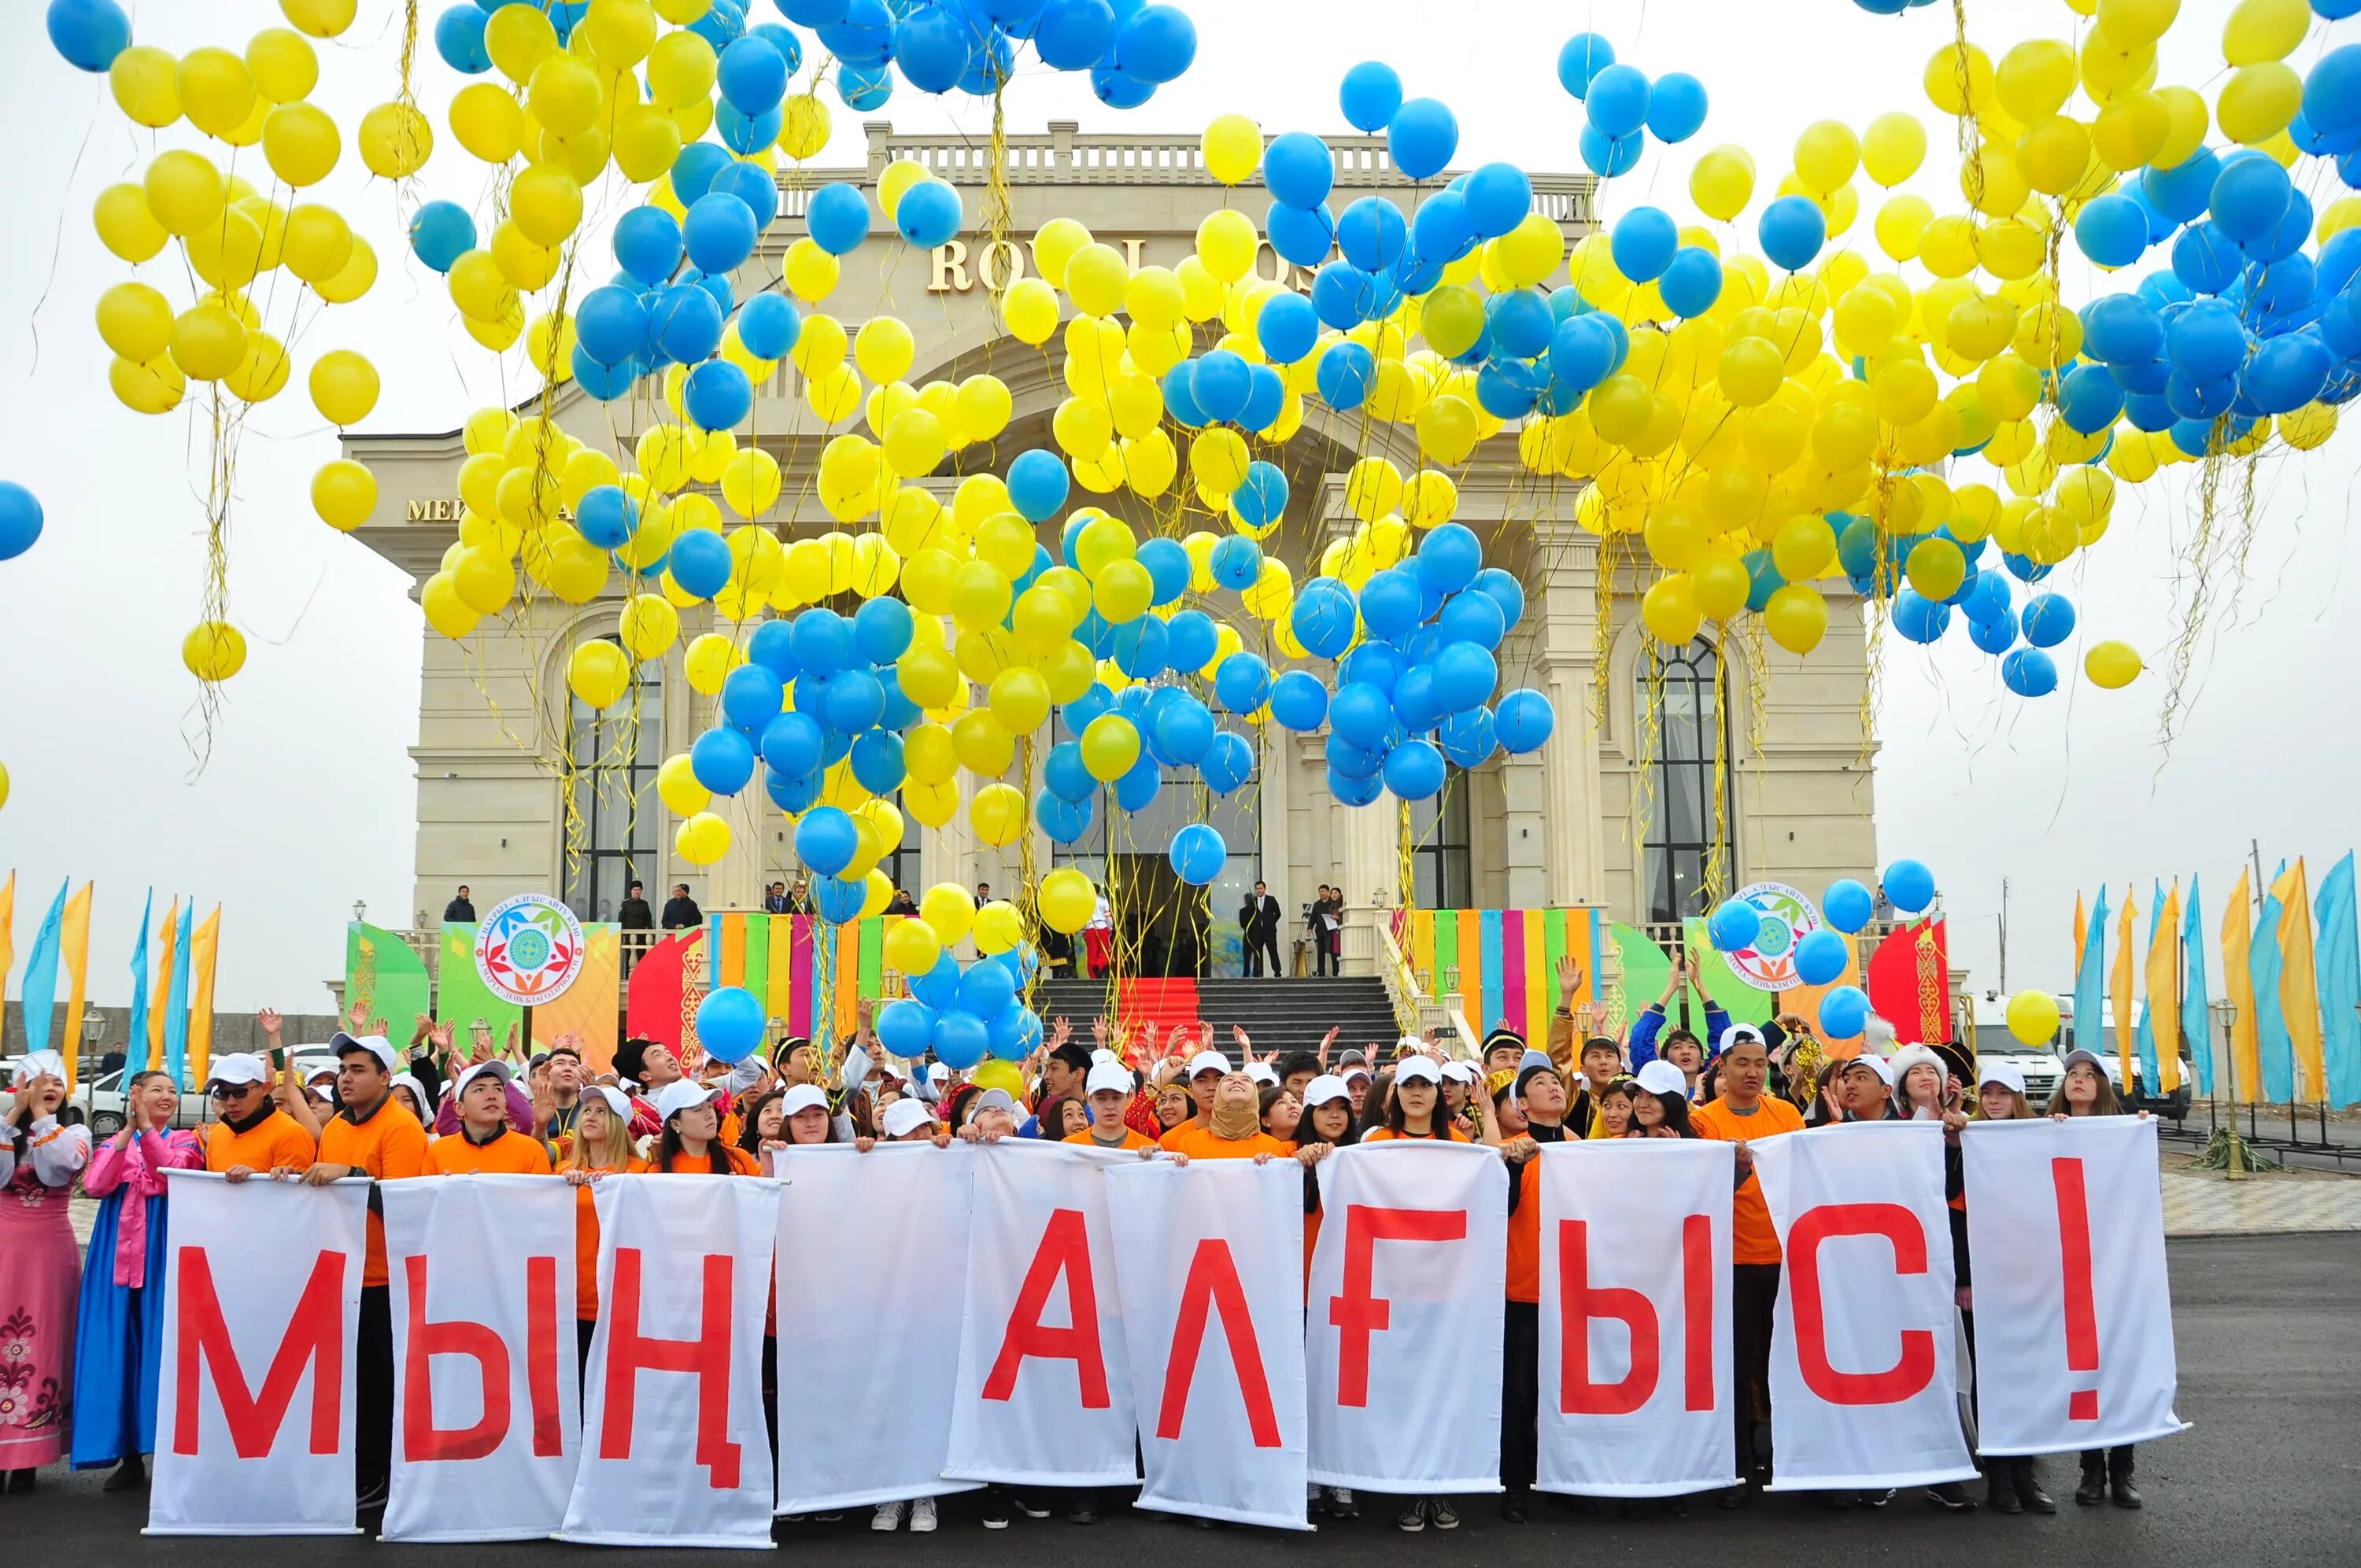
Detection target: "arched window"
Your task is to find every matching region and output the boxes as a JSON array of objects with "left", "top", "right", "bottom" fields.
[
  {"left": 1637, "top": 638, "right": 1733, "bottom": 924},
  {"left": 1410, "top": 768, "right": 1472, "bottom": 910},
  {"left": 563, "top": 640, "right": 662, "bottom": 923}
]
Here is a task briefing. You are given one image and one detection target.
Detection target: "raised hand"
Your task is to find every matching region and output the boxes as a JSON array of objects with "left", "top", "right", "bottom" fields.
[
  {"left": 1555, "top": 955, "right": 1584, "bottom": 1009},
  {"left": 258, "top": 1007, "right": 284, "bottom": 1040}
]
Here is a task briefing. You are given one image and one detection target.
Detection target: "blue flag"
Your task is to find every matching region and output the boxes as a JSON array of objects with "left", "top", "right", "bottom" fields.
[
  {"left": 163, "top": 898, "right": 194, "bottom": 1083},
  {"left": 16, "top": 880, "right": 69, "bottom": 1057},
  {"left": 2253, "top": 864, "right": 2293, "bottom": 1104},
  {"left": 2073, "top": 886, "right": 2108, "bottom": 1057},
  {"left": 2316, "top": 854, "right": 2360, "bottom": 1109},
  {"left": 126, "top": 887, "right": 153, "bottom": 1073},
  {"left": 2182, "top": 875, "right": 2211, "bottom": 1097}
]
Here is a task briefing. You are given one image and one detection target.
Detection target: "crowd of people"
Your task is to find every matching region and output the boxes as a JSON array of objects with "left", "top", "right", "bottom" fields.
[{"left": 0, "top": 953, "right": 2150, "bottom": 1530}]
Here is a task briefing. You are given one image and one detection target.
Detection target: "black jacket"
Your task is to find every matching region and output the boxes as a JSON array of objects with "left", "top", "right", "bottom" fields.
[
  {"left": 616, "top": 897, "right": 653, "bottom": 930},
  {"left": 443, "top": 897, "right": 475, "bottom": 923},
  {"left": 661, "top": 895, "right": 703, "bottom": 929},
  {"left": 1240, "top": 895, "right": 1281, "bottom": 937}
]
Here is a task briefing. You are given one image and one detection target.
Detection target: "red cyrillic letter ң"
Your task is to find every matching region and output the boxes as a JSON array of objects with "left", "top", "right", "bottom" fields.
[
  {"left": 1157, "top": 1238, "right": 1280, "bottom": 1447},
  {"left": 1789, "top": 1203, "right": 1935, "bottom": 1406},
  {"left": 1328, "top": 1204, "right": 1467, "bottom": 1408},
  {"left": 174, "top": 1247, "right": 345, "bottom": 1459},
  {"left": 983, "top": 1208, "right": 1110, "bottom": 1408},
  {"left": 600, "top": 1248, "right": 740, "bottom": 1489}
]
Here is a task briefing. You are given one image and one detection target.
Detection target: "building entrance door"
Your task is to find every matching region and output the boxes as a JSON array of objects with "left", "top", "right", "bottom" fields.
[{"left": 1108, "top": 854, "right": 1204, "bottom": 978}]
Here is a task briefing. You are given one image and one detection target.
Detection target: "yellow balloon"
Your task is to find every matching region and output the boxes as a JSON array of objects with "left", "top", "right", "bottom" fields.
[
  {"left": 1064, "top": 244, "right": 1130, "bottom": 316},
  {"left": 567, "top": 640, "right": 631, "bottom": 708},
  {"left": 144, "top": 150, "right": 225, "bottom": 237},
  {"left": 675, "top": 812, "right": 732, "bottom": 867},
  {"left": 1080, "top": 713, "right": 1140, "bottom": 780},
  {"left": 1002, "top": 276, "right": 1061, "bottom": 345},
  {"left": 778, "top": 92, "right": 830, "bottom": 159},
  {"left": 2084, "top": 640, "right": 2143, "bottom": 689},
  {"left": 1642, "top": 574, "right": 1702, "bottom": 645},
  {"left": 109, "top": 353, "right": 186, "bottom": 415},
  {"left": 94, "top": 183, "right": 168, "bottom": 263},
  {"left": 883, "top": 916, "right": 942, "bottom": 975},
  {"left": 1201, "top": 114, "right": 1262, "bottom": 185},
  {"left": 1495, "top": 212, "right": 1565, "bottom": 287},
  {"left": 1793, "top": 120, "right": 1860, "bottom": 195},
  {"left": 1195, "top": 208, "right": 1258, "bottom": 282},
  {"left": 421, "top": 572, "right": 479, "bottom": 640},
  {"left": 309, "top": 349, "right": 379, "bottom": 426},
  {"left": 656, "top": 754, "right": 710, "bottom": 817},
  {"left": 311, "top": 458, "right": 376, "bottom": 531},
  {"left": 1032, "top": 217, "right": 1093, "bottom": 289},
  {"left": 2218, "top": 62, "right": 2300, "bottom": 145},
  {"left": 179, "top": 47, "right": 258, "bottom": 139},
  {"left": 168, "top": 302, "right": 248, "bottom": 382},
  {"left": 109, "top": 46, "right": 181, "bottom": 128},
  {"left": 2225, "top": 0, "right": 2309, "bottom": 66},
  {"left": 511, "top": 162, "right": 584, "bottom": 246},
  {"left": 920, "top": 883, "right": 976, "bottom": 947},
  {"left": 970, "top": 784, "right": 1026, "bottom": 847},
  {"left": 280, "top": 0, "right": 358, "bottom": 39},
  {"left": 358, "top": 101, "right": 432, "bottom": 177},
  {"left": 1995, "top": 39, "right": 2076, "bottom": 123},
  {"left": 1763, "top": 582, "right": 1829, "bottom": 655},
  {"left": 2004, "top": 990, "right": 2060, "bottom": 1046},
  {"left": 281, "top": 201, "right": 354, "bottom": 283},
  {"left": 1036, "top": 869, "right": 1096, "bottom": 935},
  {"left": 855, "top": 315, "right": 917, "bottom": 383},
  {"left": 1690, "top": 146, "right": 1756, "bottom": 222},
  {"left": 182, "top": 620, "right": 248, "bottom": 682},
  {"left": 1860, "top": 112, "right": 1927, "bottom": 187},
  {"left": 95, "top": 282, "right": 174, "bottom": 363}
]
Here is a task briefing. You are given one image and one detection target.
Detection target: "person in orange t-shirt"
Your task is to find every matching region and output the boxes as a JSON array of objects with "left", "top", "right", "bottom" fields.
[
  {"left": 1359, "top": 1056, "right": 1470, "bottom": 1143},
  {"left": 1062, "top": 1061, "right": 1157, "bottom": 1153},
  {"left": 1160, "top": 1072, "right": 1295, "bottom": 1161},
  {"left": 559, "top": 1087, "right": 645, "bottom": 1376},
  {"left": 424, "top": 1061, "right": 556, "bottom": 1175},
  {"left": 652, "top": 1081, "right": 763, "bottom": 1175},
  {"left": 1157, "top": 1049, "right": 1232, "bottom": 1149},
  {"left": 305, "top": 1031, "right": 430, "bottom": 1515},
  {"left": 200, "top": 1053, "right": 317, "bottom": 1179},
  {"left": 1689, "top": 1030, "right": 1805, "bottom": 1506}
]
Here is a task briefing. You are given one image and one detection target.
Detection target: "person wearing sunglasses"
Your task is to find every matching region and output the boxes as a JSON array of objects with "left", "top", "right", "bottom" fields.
[{"left": 201, "top": 1052, "right": 317, "bottom": 1181}]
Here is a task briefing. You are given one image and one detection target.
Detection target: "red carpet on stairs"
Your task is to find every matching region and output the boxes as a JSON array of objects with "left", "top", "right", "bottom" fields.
[{"left": 1116, "top": 977, "right": 1199, "bottom": 1050}]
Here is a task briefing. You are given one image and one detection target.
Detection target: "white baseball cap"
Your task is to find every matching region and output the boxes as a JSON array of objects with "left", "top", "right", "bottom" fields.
[
  {"left": 582, "top": 1084, "right": 633, "bottom": 1121},
  {"left": 779, "top": 1084, "right": 829, "bottom": 1118},
  {"left": 1635, "top": 1060, "right": 1687, "bottom": 1098},
  {"left": 1188, "top": 1050, "right": 1230, "bottom": 1079},
  {"left": 305, "top": 1064, "right": 338, "bottom": 1087},
  {"left": 1244, "top": 1061, "right": 1279, "bottom": 1087},
  {"left": 883, "top": 1098, "right": 934, "bottom": 1138},
  {"left": 330, "top": 1031, "right": 399, "bottom": 1073},
  {"left": 1085, "top": 1061, "right": 1135, "bottom": 1096},
  {"left": 1440, "top": 1060, "right": 1479, "bottom": 1083},
  {"left": 454, "top": 1059, "right": 514, "bottom": 1098},
  {"left": 1090, "top": 1047, "right": 1120, "bottom": 1066},
  {"left": 1841, "top": 1054, "right": 1895, "bottom": 1087},
  {"left": 1977, "top": 1060, "right": 2027, "bottom": 1095},
  {"left": 1719, "top": 1023, "right": 1765, "bottom": 1055},
  {"left": 206, "top": 1053, "right": 269, "bottom": 1088},
  {"left": 653, "top": 1079, "right": 721, "bottom": 1123},
  {"left": 1302, "top": 1074, "right": 1351, "bottom": 1108},
  {"left": 972, "top": 1087, "right": 1019, "bottom": 1117},
  {"left": 1395, "top": 1056, "right": 1442, "bottom": 1086}
]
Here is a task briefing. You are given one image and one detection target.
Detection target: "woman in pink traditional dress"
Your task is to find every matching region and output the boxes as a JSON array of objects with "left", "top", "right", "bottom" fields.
[
  {"left": 0, "top": 1049, "right": 92, "bottom": 1491},
  {"left": 72, "top": 1068, "right": 202, "bottom": 1489}
]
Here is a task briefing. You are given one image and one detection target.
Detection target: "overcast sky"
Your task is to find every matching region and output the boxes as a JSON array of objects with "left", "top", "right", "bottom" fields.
[{"left": 1, "top": 0, "right": 2352, "bottom": 1016}]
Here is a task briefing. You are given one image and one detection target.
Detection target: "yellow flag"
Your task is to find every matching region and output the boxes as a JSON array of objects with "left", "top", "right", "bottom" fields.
[
  {"left": 146, "top": 898, "right": 178, "bottom": 1073},
  {"left": 2221, "top": 868, "right": 2259, "bottom": 1104},
  {"left": 2073, "top": 891, "right": 2087, "bottom": 973},
  {"left": 188, "top": 907, "right": 222, "bottom": 1090},
  {"left": 2274, "top": 860, "right": 2325, "bottom": 1103},
  {"left": 2146, "top": 882, "right": 2181, "bottom": 1094},
  {"left": 0, "top": 869, "right": 15, "bottom": 1009},
  {"left": 2112, "top": 889, "right": 2137, "bottom": 1090},
  {"left": 60, "top": 884, "right": 92, "bottom": 1094}
]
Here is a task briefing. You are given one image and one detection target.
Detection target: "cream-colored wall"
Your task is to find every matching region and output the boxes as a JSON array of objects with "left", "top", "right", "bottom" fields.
[{"left": 346, "top": 123, "right": 1876, "bottom": 933}]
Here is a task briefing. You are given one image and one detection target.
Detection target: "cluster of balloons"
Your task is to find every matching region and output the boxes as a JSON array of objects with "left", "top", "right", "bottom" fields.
[
  {"left": 875, "top": 883, "right": 1044, "bottom": 1069},
  {"left": 47, "top": 0, "right": 391, "bottom": 682},
  {"left": 1556, "top": 32, "right": 1711, "bottom": 178},
  {"left": 1707, "top": 859, "right": 1940, "bottom": 1038}
]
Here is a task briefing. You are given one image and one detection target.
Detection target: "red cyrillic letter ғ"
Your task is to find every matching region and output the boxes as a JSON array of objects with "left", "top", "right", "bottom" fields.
[
  {"left": 1328, "top": 1204, "right": 1467, "bottom": 1408},
  {"left": 1157, "top": 1238, "right": 1280, "bottom": 1447},
  {"left": 174, "top": 1247, "right": 346, "bottom": 1459},
  {"left": 982, "top": 1207, "right": 1110, "bottom": 1408},
  {"left": 600, "top": 1248, "right": 740, "bottom": 1489},
  {"left": 1788, "top": 1202, "right": 1935, "bottom": 1406}
]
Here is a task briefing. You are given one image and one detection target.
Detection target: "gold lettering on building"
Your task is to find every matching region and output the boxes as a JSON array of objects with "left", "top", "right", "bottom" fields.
[
  {"left": 406, "top": 497, "right": 463, "bottom": 522},
  {"left": 930, "top": 238, "right": 970, "bottom": 293}
]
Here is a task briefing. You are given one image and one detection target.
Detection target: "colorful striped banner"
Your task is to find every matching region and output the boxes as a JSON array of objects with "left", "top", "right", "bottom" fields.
[
  {"left": 690, "top": 913, "right": 909, "bottom": 1043},
  {"left": 1403, "top": 908, "right": 1605, "bottom": 1041}
]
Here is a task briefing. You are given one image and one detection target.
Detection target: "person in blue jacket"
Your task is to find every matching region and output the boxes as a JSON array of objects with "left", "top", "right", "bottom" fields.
[{"left": 1629, "top": 951, "right": 1730, "bottom": 1074}]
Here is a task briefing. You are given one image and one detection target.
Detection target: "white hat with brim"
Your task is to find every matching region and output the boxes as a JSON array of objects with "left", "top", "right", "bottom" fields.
[
  {"left": 1085, "top": 1061, "right": 1135, "bottom": 1097},
  {"left": 1977, "top": 1060, "right": 2027, "bottom": 1095},
  {"left": 883, "top": 1098, "right": 934, "bottom": 1138},
  {"left": 653, "top": 1079, "right": 721, "bottom": 1123},
  {"left": 330, "top": 1031, "right": 399, "bottom": 1074},
  {"left": 1635, "top": 1060, "right": 1688, "bottom": 1098},
  {"left": 205, "top": 1053, "right": 269, "bottom": 1088},
  {"left": 1719, "top": 1024, "right": 1765, "bottom": 1056},
  {"left": 1395, "top": 1056, "right": 1442, "bottom": 1086},
  {"left": 1842, "top": 1054, "right": 1895, "bottom": 1087},
  {"left": 1188, "top": 1050, "right": 1231, "bottom": 1079},
  {"left": 1244, "top": 1062, "right": 1280, "bottom": 1087},
  {"left": 455, "top": 1060, "right": 514, "bottom": 1099},
  {"left": 973, "top": 1087, "right": 1019, "bottom": 1118},
  {"left": 1302, "top": 1074, "right": 1350, "bottom": 1108},
  {"left": 583, "top": 1084, "right": 633, "bottom": 1122},
  {"left": 1441, "top": 1060, "right": 1480, "bottom": 1083},
  {"left": 779, "top": 1084, "right": 829, "bottom": 1119}
]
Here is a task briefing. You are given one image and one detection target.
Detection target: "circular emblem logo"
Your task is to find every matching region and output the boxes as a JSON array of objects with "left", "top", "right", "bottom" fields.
[
  {"left": 1718, "top": 881, "right": 1824, "bottom": 991},
  {"left": 473, "top": 895, "right": 585, "bottom": 1006}
]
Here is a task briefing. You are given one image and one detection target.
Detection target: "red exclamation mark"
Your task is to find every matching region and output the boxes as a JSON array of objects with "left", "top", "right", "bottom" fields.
[{"left": 2052, "top": 1157, "right": 2101, "bottom": 1421}]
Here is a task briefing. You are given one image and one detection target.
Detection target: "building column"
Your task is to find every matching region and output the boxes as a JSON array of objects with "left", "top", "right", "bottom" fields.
[{"left": 1526, "top": 518, "right": 1609, "bottom": 908}]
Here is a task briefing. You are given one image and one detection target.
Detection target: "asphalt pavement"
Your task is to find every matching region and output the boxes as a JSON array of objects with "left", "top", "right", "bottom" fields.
[{"left": 16, "top": 1234, "right": 2359, "bottom": 1568}]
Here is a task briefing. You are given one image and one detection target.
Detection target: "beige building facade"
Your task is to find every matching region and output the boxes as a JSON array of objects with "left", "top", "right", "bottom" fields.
[{"left": 347, "top": 122, "right": 1879, "bottom": 965}]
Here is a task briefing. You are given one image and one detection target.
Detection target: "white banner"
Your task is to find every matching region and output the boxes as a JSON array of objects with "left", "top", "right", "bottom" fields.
[
  {"left": 1962, "top": 1116, "right": 2187, "bottom": 1455},
  {"left": 774, "top": 1144, "right": 986, "bottom": 1512},
  {"left": 1103, "top": 1159, "right": 1310, "bottom": 1530},
  {"left": 1536, "top": 1140, "right": 1738, "bottom": 1498},
  {"left": 382, "top": 1175, "right": 581, "bottom": 1542},
  {"left": 1752, "top": 1122, "right": 1978, "bottom": 1490},
  {"left": 945, "top": 1142, "right": 1140, "bottom": 1489},
  {"left": 1305, "top": 1142, "right": 1506, "bottom": 1492},
  {"left": 559, "top": 1177, "right": 779, "bottom": 1548},
  {"left": 149, "top": 1173, "right": 369, "bottom": 1537}
]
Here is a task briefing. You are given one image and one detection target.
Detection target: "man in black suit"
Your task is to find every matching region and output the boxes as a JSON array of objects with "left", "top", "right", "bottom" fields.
[
  {"left": 661, "top": 884, "right": 703, "bottom": 930},
  {"left": 616, "top": 880, "right": 653, "bottom": 930},
  {"left": 1239, "top": 880, "right": 1284, "bottom": 978},
  {"left": 763, "top": 880, "right": 792, "bottom": 913}
]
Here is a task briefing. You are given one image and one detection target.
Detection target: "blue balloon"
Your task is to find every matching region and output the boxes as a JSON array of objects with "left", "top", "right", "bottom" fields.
[
  {"left": 1115, "top": 754, "right": 1162, "bottom": 811},
  {"left": 1203, "top": 732, "right": 1254, "bottom": 794},
  {"left": 572, "top": 345, "right": 637, "bottom": 401},
  {"left": 2142, "top": 148, "right": 2222, "bottom": 224},
  {"left": 1153, "top": 695, "right": 1216, "bottom": 764},
  {"left": 575, "top": 486, "right": 638, "bottom": 549},
  {"left": 1417, "top": 522, "right": 1482, "bottom": 594},
  {"left": 668, "top": 528, "right": 732, "bottom": 599},
  {"left": 682, "top": 359, "right": 753, "bottom": 431},
  {"left": 1655, "top": 247, "right": 1725, "bottom": 323},
  {"left": 671, "top": 143, "right": 733, "bottom": 207},
  {"left": 1411, "top": 190, "right": 1475, "bottom": 266},
  {"left": 1894, "top": 588, "right": 1952, "bottom": 644},
  {"left": 46, "top": 0, "right": 131, "bottom": 72},
  {"left": 2083, "top": 293, "right": 2163, "bottom": 364},
  {"left": 1495, "top": 688, "right": 1553, "bottom": 754},
  {"left": 987, "top": 1005, "right": 1043, "bottom": 1061},
  {"left": 815, "top": 0, "right": 890, "bottom": 64},
  {"left": 1609, "top": 206, "right": 1678, "bottom": 285},
  {"left": 850, "top": 729, "right": 903, "bottom": 793},
  {"left": 825, "top": 667, "right": 885, "bottom": 732},
  {"left": 1438, "top": 588, "right": 1506, "bottom": 651},
  {"left": 837, "top": 60, "right": 892, "bottom": 109},
  {"left": 1165, "top": 610, "right": 1217, "bottom": 673},
  {"left": 1316, "top": 340, "right": 1376, "bottom": 410},
  {"left": 1007, "top": 450, "right": 1070, "bottom": 521},
  {"left": 806, "top": 182, "right": 872, "bottom": 255},
  {"left": 1793, "top": 928, "right": 1849, "bottom": 987},
  {"left": 1818, "top": 985, "right": 1870, "bottom": 1040},
  {"left": 1136, "top": 537, "right": 1190, "bottom": 606},
  {"left": 1193, "top": 349, "right": 1251, "bottom": 422},
  {"left": 895, "top": 179, "right": 963, "bottom": 249},
  {"left": 852, "top": 595, "right": 913, "bottom": 665},
  {"left": 1330, "top": 766, "right": 1385, "bottom": 807},
  {"left": 1265, "top": 200, "right": 1336, "bottom": 269},
  {"left": 1161, "top": 360, "right": 1206, "bottom": 426},
  {"left": 432, "top": 3, "right": 492, "bottom": 74},
  {"left": 722, "top": 662, "right": 785, "bottom": 732},
  {"left": 1584, "top": 64, "right": 1651, "bottom": 138},
  {"left": 1340, "top": 61, "right": 1403, "bottom": 132},
  {"left": 2001, "top": 647, "right": 2058, "bottom": 698},
  {"left": 1708, "top": 898, "right": 1761, "bottom": 953},
  {"left": 877, "top": 998, "right": 937, "bottom": 1057},
  {"left": 791, "top": 607, "right": 852, "bottom": 676},
  {"left": 1214, "top": 651, "right": 1273, "bottom": 714},
  {"left": 1823, "top": 878, "right": 1874, "bottom": 935},
  {"left": 1387, "top": 98, "right": 1458, "bottom": 181},
  {"left": 2304, "top": 42, "right": 2361, "bottom": 139},
  {"left": 2169, "top": 298, "right": 2248, "bottom": 381},
  {"left": 1429, "top": 641, "right": 1496, "bottom": 714},
  {"left": 1383, "top": 738, "right": 1447, "bottom": 801},
  {"left": 1578, "top": 124, "right": 1646, "bottom": 179},
  {"left": 1549, "top": 313, "right": 1620, "bottom": 391},
  {"left": 653, "top": 285, "right": 724, "bottom": 363},
  {"left": 1439, "top": 705, "right": 1495, "bottom": 769},
  {"left": 1034, "top": 0, "right": 1115, "bottom": 68},
  {"left": 908, "top": 951, "right": 963, "bottom": 1013},
  {"left": 1646, "top": 72, "right": 1708, "bottom": 142},
  {"left": 691, "top": 725, "right": 757, "bottom": 795},
  {"left": 1257, "top": 289, "right": 1320, "bottom": 363},
  {"left": 1269, "top": 670, "right": 1330, "bottom": 732},
  {"left": 1044, "top": 740, "right": 1096, "bottom": 803},
  {"left": 2074, "top": 193, "right": 2149, "bottom": 267},
  {"left": 1883, "top": 858, "right": 1937, "bottom": 915},
  {"left": 1264, "top": 132, "right": 1336, "bottom": 208},
  {"left": 1232, "top": 461, "right": 1288, "bottom": 529},
  {"left": 408, "top": 201, "right": 476, "bottom": 273},
  {"left": 892, "top": 4, "right": 971, "bottom": 92},
  {"left": 2057, "top": 363, "right": 2124, "bottom": 434},
  {"left": 1330, "top": 683, "right": 1394, "bottom": 749},
  {"left": 717, "top": 33, "right": 787, "bottom": 113},
  {"left": 1291, "top": 579, "right": 1359, "bottom": 659},
  {"left": 1114, "top": 3, "right": 1195, "bottom": 83},
  {"left": 0, "top": 481, "right": 42, "bottom": 561},
  {"left": 694, "top": 987, "right": 766, "bottom": 1064},
  {"left": 794, "top": 803, "right": 859, "bottom": 877},
  {"left": 1967, "top": 606, "right": 2019, "bottom": 655},
  {"left": 2211, "top": 152, "right": 2292, "bottom": 245},
  {"left": 1209, "top": 533, "right": 1261, "bottom": 591},
  {"left": 613, "top": 207, "right": 682, "bottom": 290},
  {"left": 930, "top": 1011, "right": 988, "bottom": 1071},
  {"left": 1487, "top": 288, "right": 1554, "bottom": 358},
  {"left": 575, "top": 285, "right": 649, "bottom": 366},
  {"left": 1463, "top": 163, "right": 1532, "bottom": 239},
  {"left": 2245, "top": 332, "right": 2332, "bottom": 414},
  {"left": 2020, "top": 593, "right": 2075, "bottom": 648},
  {"left": 1472, "top": 567, "right": 1526, "bottom": 633},
  {"left": 1036, "top": 788, "right": 1095, "bottom": 844},
  {"left": 1759, "top": 196, "right": 1827, "bottom": 271},
  {"left": 1310, "top": 262, "right": 1380, "bottom": 329},
  {"left": 760, "top": 710, "right": 825, "bottom": 777},
  {"left": 748, "top": 618, "right": 799, "bottom": 681},
  {"left": 1358, "top": 568, "right": 1421, "bottom": 641},
  {"left": 1169, "top": 823, "right": 1227, "bottom": 885},
  {"left": 1338, "top": 196, "right": 1409, "bottom": 271},
  {"left": 1556, "top": 31, "right": 1616, "bottom": 98}
]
